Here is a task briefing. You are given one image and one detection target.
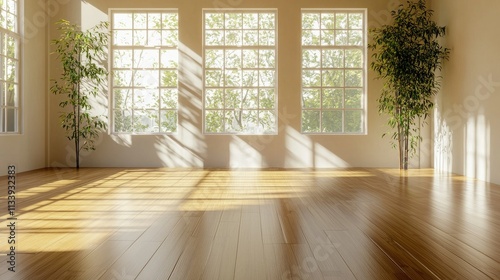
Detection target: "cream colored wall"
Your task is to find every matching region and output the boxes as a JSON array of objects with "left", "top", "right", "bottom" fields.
[
  {"left": 48, "top": 0, "right": 433, "bottom": 169},
  {"left": 433, "top": 0, "right": 500, "bottom": 184},
  {"left": 0, "top": 1, "right": 48, "bottom": 176}
]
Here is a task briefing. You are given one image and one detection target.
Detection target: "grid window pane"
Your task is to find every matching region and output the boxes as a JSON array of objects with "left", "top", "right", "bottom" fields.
[
  {"left": 205, "top": 110, "right": 224, "bottom": 133},
  {"left": 160, "top": 89, "right": 178, "bottom": 109},
  {"left": 113, "top": 50, "right": 132, "bottom": 68},
  {"left": 259, "top": 89, "right": 275, "bottom": 109},
  {"left": 225, "top": 89, "right": 242, "bottom": 109},
  {"left": 225, "top": 49, "right": 242, "bottom": 68},
  {"left": 205, "top": 13, "right": 224, "bottom": 29},
  {"left": 111, "top": 10, "right": 178, "bottom": 134},
  {"left": 345, "top": 49, "right": 362, "bottom": 68},
  {"left": 161, "top": 110, "right": 177, "bottom": 132},
  {"left": 323, "top": 89, "right": 343, "bottom": 109},
  {"left": 114, "top": 89, "right": 133, "bottom": 109},
  {"left": 302, "top": 70, "right": 321, "bottom": 87},
  {"left": 345, "top": 110, "right": 363, "bottom": 133},
  {"left": 259, "top": 50, "right": 275, "bottom": 68},
  {"left": 113, "top": 110, "right": 132, "bottom": 133},
  {"left": 322, "top": 110, "right": 342, "bottom": 133},
  {"left": 113, "top": 30, "right": 133, "bottom": 46},
  {"left": 134, "top": 110, "right": 158, "bottom": 133},
  {"left": 134, "top": 89, "right": 159, "bottom": 109},
  {"left": 302, "top": 89, "right": 321, "bottom": 109},
  {"left": 0, "top": 1, "right": 20, "bottom": 133},
  {"left": 301, "top": 10, "right": 366, "bottom": 134},
  {"left": 345, "top": 89, "right": 362, "bottom": 109},
  {"left": 243, "top": 30, "right": 259, "bottom": 46},
  {"left": 205, "top": 89, "right": 224, "bottom": 109},
  {"left": 160, "top": 49, "right": 178, "bottom": 68},
  {"left": 203, "top": 10, "right": 277, "bottom": 134},
  {"left": 162, "top": 13, "right": 178, "bottom": 29},
  {"left": 303, "top": 49, "right": 321, "bottom": 68},
  {"left": 302, "top": 110, "right": 320, "bottom": 133},
  {"left": 113, "top": 13, "right": 133, "bottom": 29}
]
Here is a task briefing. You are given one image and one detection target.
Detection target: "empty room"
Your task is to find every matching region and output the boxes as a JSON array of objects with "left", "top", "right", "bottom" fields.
[{"left": 0, "top": 0, "right": 499, "bottom": 279}]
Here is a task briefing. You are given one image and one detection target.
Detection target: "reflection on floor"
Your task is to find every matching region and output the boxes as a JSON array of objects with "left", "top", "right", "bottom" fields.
[{"left": 0, "top": 168, "right": 499, "bottom": 279}]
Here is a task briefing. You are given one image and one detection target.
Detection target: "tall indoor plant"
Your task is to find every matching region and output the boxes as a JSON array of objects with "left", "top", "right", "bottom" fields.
[
  {"left": 369, "top": 0, "right": 450, "bottom": 170},
  {"left": 51, "top": 20, "right": 109, "bottom": 169}
]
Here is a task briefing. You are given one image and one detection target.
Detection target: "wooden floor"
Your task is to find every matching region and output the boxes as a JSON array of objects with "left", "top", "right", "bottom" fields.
[{"left": 0, "top": 168, "right": 499, "bottom": 279}]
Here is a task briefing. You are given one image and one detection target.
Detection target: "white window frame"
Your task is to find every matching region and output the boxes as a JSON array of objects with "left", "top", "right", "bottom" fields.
[
  {"left": 0, "top": 0, "right": 21, "bottom": 134},
  {"left": 202, "top": 9, "right": 278, "bottom": 135},
  {"left": 301, "top": 9, "right": 367, "bottom": 135},
  {"left": 109, "top": 9, "right": 179, "bottom": 134}
]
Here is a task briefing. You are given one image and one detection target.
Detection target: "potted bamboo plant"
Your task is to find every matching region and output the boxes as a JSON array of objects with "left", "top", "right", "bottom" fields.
[
  {"left": 51, "top": 20, "right": 109, "bottom": 168},
  {"left": 369, "top": 0, "right": 450, "bottom": 169}
]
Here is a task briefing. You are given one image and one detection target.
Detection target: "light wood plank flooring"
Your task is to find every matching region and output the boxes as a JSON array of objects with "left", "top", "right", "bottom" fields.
[{"left": 0, "top": 168, "right": 499, "bottom": 279}]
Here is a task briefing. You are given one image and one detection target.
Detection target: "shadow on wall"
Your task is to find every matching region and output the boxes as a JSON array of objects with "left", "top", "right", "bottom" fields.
[{"left": 150, "top": 42, "right": 207, "bottom": 167}]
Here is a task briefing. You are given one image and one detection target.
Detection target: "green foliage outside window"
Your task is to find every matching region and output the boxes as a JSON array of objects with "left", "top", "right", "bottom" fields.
[
  {"left": 204, "top": 11, "right": 277, "bottom": 134},
  {"left": 111, "top": 11, "right": 179, "bottom": 134},
  {"left": 301, "top": 10, "right": 365, "bottom": 134}
]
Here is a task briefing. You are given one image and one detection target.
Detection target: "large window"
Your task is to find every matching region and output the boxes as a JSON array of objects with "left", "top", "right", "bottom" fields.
[
  {"left": 0, "top": 0, "right": 20, "bottom": 133},
  {"left": 203, "top": 10, "right": 277, "bottom": 134},
  {"left": 110, "top": 10, "right": 178, "bottom": 134},
  {"left": 301, "top": 10, "right": 366, "bottom": 134}
]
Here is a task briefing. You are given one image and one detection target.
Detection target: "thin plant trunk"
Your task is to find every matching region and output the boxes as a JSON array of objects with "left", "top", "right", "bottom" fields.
[
  {"left": 397, "top": 104, "right": 410, "bottom": 170},
  {"left": 73, "top": 98, "right": 78, "bottom": 169},
  {"left": 76, "top": 50, "right": 81, "bottom": 169},
  {"left": 76, "top": 84, "right": 80, "bottom": 169},
  {"left": 403, "top": 131, "right": 409, "bottom": 170},
  {"left": 403, "top": 113, "right": 409, "bottom": 170},
  {"left": 396, "top": 105, "right": 404, "bottom": 169}
]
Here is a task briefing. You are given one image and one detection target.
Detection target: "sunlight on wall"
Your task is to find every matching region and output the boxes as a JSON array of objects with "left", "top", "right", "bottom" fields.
[
  {"left": 435, "top": 100, "right": 491, "bottom": 183},
  {"left": 81, "top": 2, "right": 107, "bottom": 31},
  {"left": 110, "top": 134, "right": 133, "bottom": 147},
  {"left": 434, "top": 105, "right": 454, "bottom": 173},
  {"left": 177, "top": 42, "right": 207, "bottom": 163},
  {"left": 465, "top": 120, "right": 475, "bottom": 179},
  {"left": 285, "top": 126, "right": 312, "bottom": 167},
  {"left": 432, "top": 0, "right": 499, "bottom": 184},
  {"left": 480, "top": 115, "right": 491, "bottom": 181},
  {"left": 229, "top": 137, "right": 263, "bottom": 168},
  {"left": 313, "top": 142, "right": 349, "bottom": 168},
  {"left": 284, "top": 127, "right": 348, "bottom": 168},
  {"left": 465, "top": 113, "right": 490, "bottom": 182},
  {"left": 154, "top": 136, "right": 204, "bottom": 167}
]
